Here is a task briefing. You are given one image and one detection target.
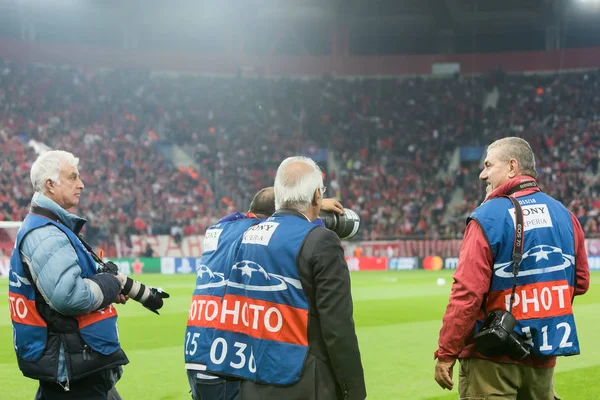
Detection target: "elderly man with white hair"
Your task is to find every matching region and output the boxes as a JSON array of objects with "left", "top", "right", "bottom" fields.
[
  {"left": 194, "top": 156, "right": 366, "bottom": 400},
  {"left": 8, "top": 150, "right": 129, "bottom": 400}
]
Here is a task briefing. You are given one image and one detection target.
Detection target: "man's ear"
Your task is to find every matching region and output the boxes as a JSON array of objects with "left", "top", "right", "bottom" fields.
[
  {"left": 508, "top": 159, "right": 519, "bottom": 178},
  {"left": 45, "top": 179, "right": 54, "bottom": 193},
  {"left": 312, "top": 188, "right": 320, "bottom": 206}
]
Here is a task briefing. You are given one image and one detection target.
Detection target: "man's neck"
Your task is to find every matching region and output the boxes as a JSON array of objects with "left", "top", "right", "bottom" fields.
[
  {"left": 299, "top": 211, "right": 312, "bottom": 222},
  {"left": 275, "top": 208, "right": 314, "bottom": 221},
  {"left": 294, "top": 205, "right": 318, "bottom": 221},
  {"left": 485, "top": 175, "right": 539, "bottom": 201}
]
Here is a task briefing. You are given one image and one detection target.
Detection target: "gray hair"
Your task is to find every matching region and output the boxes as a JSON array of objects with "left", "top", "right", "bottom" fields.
[
  {"left": 487, "top": 137, "right": 537, "bottom": 178},
  {"left": 274, "top": 156, "right": 323, "bottom": 211},
  {"left": 30, "top": 150, "right": 80, "bottom": 193}
]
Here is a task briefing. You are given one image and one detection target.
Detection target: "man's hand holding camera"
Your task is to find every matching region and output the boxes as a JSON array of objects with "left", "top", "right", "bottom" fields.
[
  {"left": 115, "top": 294, "right": 129, "bottom": 305},
  {"left": 100, "top": 261, "right": 170, "bottom": 314}
]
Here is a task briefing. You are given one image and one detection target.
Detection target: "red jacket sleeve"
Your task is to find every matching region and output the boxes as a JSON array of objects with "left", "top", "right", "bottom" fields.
[
  {"left": 435, "top": 221, "right": 493, "bottom": 361},
  {"left": 571, "top": 212, "right": 590, "bottom": 296}
]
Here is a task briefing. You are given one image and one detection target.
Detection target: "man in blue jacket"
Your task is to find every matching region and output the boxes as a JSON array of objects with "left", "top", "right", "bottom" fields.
[
  {"left": 9, "top": 150, "right": 129, "bottom": 399},
  {"left": 185, "top": 186, "right": 345, "bottom": 400}
]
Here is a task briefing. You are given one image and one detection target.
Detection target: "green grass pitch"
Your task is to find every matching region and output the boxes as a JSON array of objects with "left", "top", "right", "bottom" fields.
[{"left": 0, "top": 270, "right": 598, "bottom": 399}]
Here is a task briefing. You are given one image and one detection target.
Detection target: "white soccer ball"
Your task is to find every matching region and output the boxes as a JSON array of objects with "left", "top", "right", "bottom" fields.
[{"left": 436, "top": 278, "right": 446, "bottom": 286}]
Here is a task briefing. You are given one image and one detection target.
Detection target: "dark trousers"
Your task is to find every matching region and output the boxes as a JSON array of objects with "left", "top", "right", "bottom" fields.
[
  {"left": 35, "top": 370, "right": 121, "bottom": 400},
  {"left": 187, "top": 370, "right": 240, "bottom": 400}
]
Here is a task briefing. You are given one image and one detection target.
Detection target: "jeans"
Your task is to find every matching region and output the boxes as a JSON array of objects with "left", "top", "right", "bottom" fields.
[{"left": 187, "top": 369, "right": 240, "bottom": 400}]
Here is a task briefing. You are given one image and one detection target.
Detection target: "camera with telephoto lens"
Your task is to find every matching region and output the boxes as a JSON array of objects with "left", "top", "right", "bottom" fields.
[
  {"left": 320, "top": 208, "right": 361, "bottom": 240},
  {"left": 473, "top": 309, "right": 531, "bottom": 361},
  {"left": 98, "top": 261, "right": 170, "bottom": 315}
]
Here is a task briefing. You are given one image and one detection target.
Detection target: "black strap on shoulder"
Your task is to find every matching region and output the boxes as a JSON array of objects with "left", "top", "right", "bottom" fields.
[
  {"left": 502, "top": 196, "right": 525, "bottom": 313},
  {"left": 505, "top": 181, "right": 538, "bottom": 196},
  {"left": 30, "top": 205, "right": 62, "bottom": 224},
  {"left": 30, "top": 205, "right": 86, "bottom": 234},
  {"left": 29, "top": 205, "right": 104, "bottom": 265}
]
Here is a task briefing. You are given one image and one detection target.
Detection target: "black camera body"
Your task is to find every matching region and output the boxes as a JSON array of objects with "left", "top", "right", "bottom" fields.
[
  {"left": 473, "top": 309, "right": 530, "bottom": 361},
  {"left": 97, "top": 260, "right": 120, "bottom": 275},
  {"left": 320, "top": 208, "right": 361, "bottom": 240}
]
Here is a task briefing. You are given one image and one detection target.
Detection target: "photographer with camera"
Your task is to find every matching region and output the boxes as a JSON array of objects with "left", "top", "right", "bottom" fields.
[
  {"left": 185, "top": 185, "right": 351, "bottom": 400},
  {"left": 8, "top": 150, "right": 131, "bottom": 399},
  {"left": 434, "top": 138, "right": 590, "bottom": 399},
  {"left": 190, "top": 156, "right": 366, "bottom": 400}
]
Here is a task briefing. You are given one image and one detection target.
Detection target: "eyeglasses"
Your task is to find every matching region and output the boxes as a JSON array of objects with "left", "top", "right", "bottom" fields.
[{"left": 319, "top": 186, "right": 327, "bottom": 196}]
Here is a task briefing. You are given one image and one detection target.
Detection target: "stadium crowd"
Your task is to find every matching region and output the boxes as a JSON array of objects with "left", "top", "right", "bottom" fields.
[{"left": 0, "top": 57, "right": 599, "bottom": 249}]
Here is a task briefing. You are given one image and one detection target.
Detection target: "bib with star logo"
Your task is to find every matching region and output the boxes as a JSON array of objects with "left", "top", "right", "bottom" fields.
[
  {"left": 10, "top": 214, "right": 123, "bottom": 362},
  {"left": 469, "top": 192, "right": 580, "bottom": 357},
  {"left": 184, "top": 214, "right": 262, "bottom": 372},
  {"left": 186, "top": 213, "right": 316, "bottom": 385}
]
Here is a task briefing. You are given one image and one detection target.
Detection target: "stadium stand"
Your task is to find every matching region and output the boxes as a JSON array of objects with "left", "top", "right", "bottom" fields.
[{"left": 0, "top": 57, "right": 598, "bottom": 250}]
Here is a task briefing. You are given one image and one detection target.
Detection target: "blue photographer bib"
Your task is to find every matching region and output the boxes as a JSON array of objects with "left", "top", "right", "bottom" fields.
[
  {"left": 470, "top": 192, "right": 580, "bottom": 357},
  {"left": 189, "top": 213, "right": 315, "bottom": 385},
  {"left": 184, "top": 213, "right": 261, "bottom": 369},
  {"left": 9, "top": 214, "right": 121, "bottom": 361}
]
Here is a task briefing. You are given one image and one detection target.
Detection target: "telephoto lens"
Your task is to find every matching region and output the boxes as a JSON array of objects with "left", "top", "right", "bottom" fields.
[
  {"left": 97, "top": 261, "right": 169, "bottom": 314},
  {"left": 319, "top": 208, "right": 361, "bottom": 239},
  {"left": 118, "top": 274, "right": 170, "bottom": 314}
]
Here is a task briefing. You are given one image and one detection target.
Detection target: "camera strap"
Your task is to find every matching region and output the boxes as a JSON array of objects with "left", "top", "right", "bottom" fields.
[
  {"left": 505, "top": 181, "right": 538, "bottom": 196},
  {"left": 30, "top": 205, "right": 106, "bottom": 266},
  {"left": 502, "top": 196, "right": 525, "bottom": 313}
]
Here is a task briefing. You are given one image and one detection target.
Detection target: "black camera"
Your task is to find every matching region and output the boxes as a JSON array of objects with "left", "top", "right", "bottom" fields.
[
  {"left": 320, "top": 208, "right": 361, "bottom": 240},
  {"left": 473, "top": 309, "right": 530, "bottom": 361},
  {"left": 98, "top": 261, "right": 170, "bottom": 315}
]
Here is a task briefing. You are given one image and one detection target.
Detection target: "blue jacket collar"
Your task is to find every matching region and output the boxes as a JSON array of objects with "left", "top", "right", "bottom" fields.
[{"left": 31, "top": 192, "right": 87, "bottom": 234}]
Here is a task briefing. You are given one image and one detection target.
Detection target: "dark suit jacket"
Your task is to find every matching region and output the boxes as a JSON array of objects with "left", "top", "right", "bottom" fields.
[{"left": 240, "top": 210, "right": 366, "bottom": 400}]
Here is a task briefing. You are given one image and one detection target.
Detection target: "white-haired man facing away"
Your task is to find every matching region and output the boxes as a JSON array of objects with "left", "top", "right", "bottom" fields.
[
  {"left": 196, "top": 156, "right": 367, "bottom": 400},
  {"left": 8, "top": 150, "right": 129, "bottom": 400}
]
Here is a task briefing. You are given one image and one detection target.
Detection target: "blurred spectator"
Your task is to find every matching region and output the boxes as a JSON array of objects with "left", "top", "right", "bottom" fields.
[
  {"left": 142, "top": 244, "right": 154, "bottom": 258},
  {"left": 0, "top": 57, "right": 599, "bottom": 245}
]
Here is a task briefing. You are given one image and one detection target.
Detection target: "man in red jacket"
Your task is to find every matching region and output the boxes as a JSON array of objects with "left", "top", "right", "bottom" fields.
[{"left": 434, "top": 137, "right": 590, "bottom": 399}]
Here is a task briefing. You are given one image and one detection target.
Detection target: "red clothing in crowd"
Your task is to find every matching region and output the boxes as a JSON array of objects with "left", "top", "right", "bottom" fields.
[{"left": 435, "top": 176, "right": 590, "bottom": 368}]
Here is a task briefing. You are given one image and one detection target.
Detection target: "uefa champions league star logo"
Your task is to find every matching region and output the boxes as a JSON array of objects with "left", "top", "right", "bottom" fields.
[
  {"left": 195, "top": 261, "right": 302, "bottom": 292},
  {"left": 234, "top": 261, "right": 270, "bottom": 280},
  {"left": 228, "top": 261, "right": 303, "bottom": 292},
  {"left": 195, "top": 264, "right": 227, "bottom": 289},
  {"left": 493, "top": 244, "right": 574, "bottom": 278},
  {"left": 8, "top": 271, "right": 31, "bottom": 288},
  {"left": 197, "top": 264, "right": 216, "bottom": 280}
]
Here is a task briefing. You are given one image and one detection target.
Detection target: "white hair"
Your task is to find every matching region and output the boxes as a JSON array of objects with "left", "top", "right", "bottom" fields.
[
  {"left": 30, "top": 150, "right": 79, "bottom": 193},
  {"left": 274, "top": 156, "right": 323, "bottom": 211}
]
